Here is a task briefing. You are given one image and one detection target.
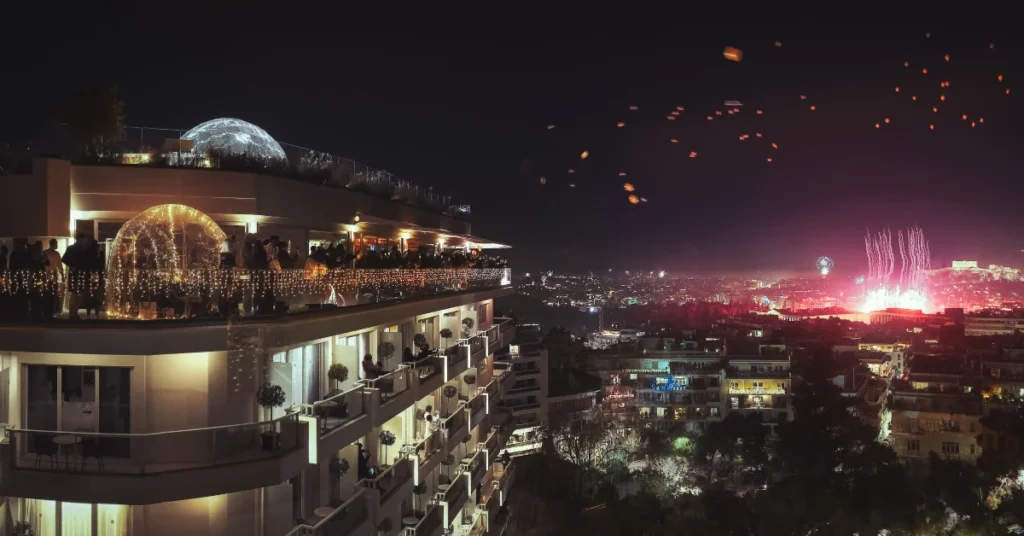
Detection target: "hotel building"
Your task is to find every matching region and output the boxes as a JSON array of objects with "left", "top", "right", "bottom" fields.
[{"left": 0, "top": 119, "right": 518, "bottom": 536}]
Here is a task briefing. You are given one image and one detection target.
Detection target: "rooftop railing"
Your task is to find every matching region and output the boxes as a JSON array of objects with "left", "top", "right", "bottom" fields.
[
  {"left": 0, "top": 267, "right": 510, "bottom": 322},
  {"left": 6, "top": 412, "right": 302, "bottom": 474},
  {"left": 80, "top": 125, "right": 470, "bottom": 218}
]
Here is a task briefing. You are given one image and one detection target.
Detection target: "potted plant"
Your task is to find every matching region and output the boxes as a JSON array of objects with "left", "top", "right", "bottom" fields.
[
  {"left": 330, "top": 457, "right": 350, "bottom": 502},
  {"left": 413, "top": 333, "right": 428, "bottom": 352},
  {"left": 439, "top": 328, "right": 453, "bottom": 350},
  {"left": 464, "top": 374, "right": 476, "bottom": 387},
  {"left": 412, "top": 482, "right": 428, "bottom": 517},
  {"left": 257, "top": 383, "right": 286, "bottom": 451},
  {"left": 379, "top": 430, "right": 397, "bottom": 466},
  {"left": 12, "top": 522, "right": 34, "bottom": 536},
  {"left": 461, "top": 318, "right": 475, "bottom": 338},
  {"left": 328, "top": 363, "right": 349, "bottom": 392},
  {"left": 443, "top": 385, "right": 458, "bottom": 416},
  {"left": 379, "top": 341, "right": 396, "bottom": 369}
]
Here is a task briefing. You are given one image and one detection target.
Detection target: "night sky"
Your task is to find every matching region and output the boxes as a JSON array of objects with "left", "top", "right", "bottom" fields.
[{"left": 3, "top": 11, "right": 1024, "bottom": 276}]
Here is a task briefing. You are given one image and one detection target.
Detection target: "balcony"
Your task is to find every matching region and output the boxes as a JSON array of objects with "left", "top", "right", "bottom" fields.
[
  {"left": 304, "top": 386, "right": 372, "bottom": 461},
  {"left": 447, "top": 344, "right": 470, "bottom": 381},
  {"left": 442, "top": 403, "right": 469, "bottom": 449},
  {"left": 286, "top": 486, "right": 373, "bottom": 536},
  {"left": 1, "top": 413, "right": 308, "bottom": 505},
  {"left": 436, "top": 471, "right": 469, "bottom": 527},
  {"left": 465, "top": 450, "right": 487, "bottom": 488},
  {"left": 469, "top": 334, "right": 488, "bottom": 369},
  {"left": 483, "top": 325, "right": 501, "bottom": 355},
  {"left": 727, "top": 370, "right": 790, "bottom": 379},
  {"left": 480, "top": 484, "right": 501, "bottom": 532},
  {"left": 501, "top": 401, "right": 541, "bottom": 413},
  {"left": 402, "top": 504, "right": 444, "bottom": 536},
  {"left": 494, "top": 366, "right": 516, "bottom": 398},
  {"left": 468, "top": 391, "right": 488, "bottom": 431},
  {"left": 413, "top": 355, "right": 447, "bottom": 396},
  {"left": 728, "top": 387, "right": 786, "bottom": 395},
  {"left": 365, "top": 367, "right": 415, "bottom": 426},
  {"left": 405, "top": 429, "right": 445, "bottom": 479},
  {"left": 494, "top": 461, "right": 516, "bottom": 506},
  {"left": 0, "top": 267, "right": 510, "bottom": 323},
  {"left": 495, "top": 317, "right": 516, "bottom": 346},
  {"left": 481, "top": 428, "right": 501, "bottom": 467},
  {"left": 362, "top": 458, "right": 414, "bottom": 522}
]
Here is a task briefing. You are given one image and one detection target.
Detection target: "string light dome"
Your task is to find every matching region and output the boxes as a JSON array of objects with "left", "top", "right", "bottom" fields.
[
  {"left": 106, "top": 204, "right": 226, "bottom": 317},
  {"left": 182, "top": 117, "right": 287, "bottom": 162}
]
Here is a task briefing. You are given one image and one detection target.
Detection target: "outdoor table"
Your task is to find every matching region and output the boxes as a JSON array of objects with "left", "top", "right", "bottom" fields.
[{"left": 52, "top": 435, "right": 81, "bottom": 470}]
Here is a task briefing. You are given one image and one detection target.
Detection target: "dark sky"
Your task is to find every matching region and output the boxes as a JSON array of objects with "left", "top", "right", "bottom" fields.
[{"left": 3, "top": 10, "right": 1023, "bottom": 276}]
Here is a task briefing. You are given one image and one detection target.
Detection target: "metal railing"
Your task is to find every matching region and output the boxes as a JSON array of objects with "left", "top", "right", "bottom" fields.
[
  {"left": 412, "top": 354, "right": 445, "bottom": 385},
  {"left": 469, "top": 334, "right": 486, "bottom": 356},
  {"left": 309, "top": 385, "right": 366, "bottom": 436},
  {"left": 7, "top": 413, "right": 302, "bottom": 474},
  {"left": 437, "top": 469, "right": 468, "bottom": 511},
  {"left": 363, "top": 458, "right": 412, "bottom": 504},
  {"left": 466, "top": 450, "right": 486, "bottom": 485},
  {"left": 363, "top": 367, "right": 412, "bottom": 404},
  {"left": 402, "top": 504, "right": 443, "bottom": 536},
  {"left": 285, "top": 487, "right": 371, "bottom": 535},
  {"left": 441, "top": 403, "right": 468, "bottom": 437},
  {"left": 0, "top": 267, "right": 510, "bottom": 321},
  {"left": 81, "top": 126, "right": 470, "bottom": 218},
  {"left": 406, "top": 429, "right": 444, "bottom": 467}
]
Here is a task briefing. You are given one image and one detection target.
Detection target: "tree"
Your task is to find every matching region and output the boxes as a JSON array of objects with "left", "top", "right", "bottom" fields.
[
  {"left": 52, "top": 85, "right": 125, "bottom": 159},
  {"left": 544, "top": 407, "right": 614, "bottom": 496},
  {"left": 440, "top": 328, "right": 453, "bottom": 349}
]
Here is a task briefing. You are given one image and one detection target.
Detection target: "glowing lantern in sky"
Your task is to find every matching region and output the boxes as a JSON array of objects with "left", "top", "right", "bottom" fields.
[
  {"left": 627, "top": 195, "right": 640, "bottom": 204},
  {"left": 723, "top": 46, "right": 742, "bottom": 62},
  {"left": 623, "top": 183, "right": 635, "bottom": 192}
]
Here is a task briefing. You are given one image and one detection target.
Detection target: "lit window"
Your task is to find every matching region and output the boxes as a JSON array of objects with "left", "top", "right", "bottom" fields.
[{"left": 941, "top": 442, "right": 960, "bottom": 455}]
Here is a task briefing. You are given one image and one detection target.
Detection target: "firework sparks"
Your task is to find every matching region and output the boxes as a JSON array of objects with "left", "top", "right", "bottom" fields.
[{"left": 862, "top": 227, "right": 931, "bottom": 312}]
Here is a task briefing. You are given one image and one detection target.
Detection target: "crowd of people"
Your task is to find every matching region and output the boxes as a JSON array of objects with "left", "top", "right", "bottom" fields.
[
  {"left": 0, "top": 236, "right": 105, "bottom": 319},
  {"left": 1, "top": 231, "right": 507, "bottom": 320}
]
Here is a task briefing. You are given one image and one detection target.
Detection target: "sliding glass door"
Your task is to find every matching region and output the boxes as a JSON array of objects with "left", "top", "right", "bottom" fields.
[{"left": 24, "top": 365, "right": 131, "bottom": 455}]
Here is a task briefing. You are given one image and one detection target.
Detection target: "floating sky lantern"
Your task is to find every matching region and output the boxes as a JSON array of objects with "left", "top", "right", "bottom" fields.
[
  {"left": 627, "top": 195, "right": 640, "bottom": 204},
  {"left": 723, "top": 46, "right": 743, "bottom": 62},
  {"left": 623, "top": 183, "right": 634, "bottom": 192}
]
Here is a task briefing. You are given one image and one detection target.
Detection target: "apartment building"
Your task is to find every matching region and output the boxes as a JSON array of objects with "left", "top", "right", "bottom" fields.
[
  {"left": 981, "top": 354, "right": 1024, "bottom": 414},
  {"left": 494, "top": 345, "right": 548, "bottom": 457},
  {"left": 888, "top": 360, "right": 983, "bottom": 466},
  {"left": 582, "top": 350, "right": 792, "bottom": 433},
  {"left": 0, "top": 135, "right": 519, "bottom": 536}
]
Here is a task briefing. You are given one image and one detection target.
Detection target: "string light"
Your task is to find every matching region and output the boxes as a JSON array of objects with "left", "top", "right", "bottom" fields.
[{"left": 1, "top": 267, "right": 509, "bottom": 319}]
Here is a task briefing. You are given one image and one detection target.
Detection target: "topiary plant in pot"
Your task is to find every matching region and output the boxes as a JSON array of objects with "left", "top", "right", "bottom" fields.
[
  {"left": 461, "top": 317, "right": 475, "bottom": 338},
  {"left": 328, "top": 363, "right": 349, "bottom": 392},
  {"left": 413, "top": 482, "right": 428, "bottom": 517},
  {"left": 413, "top": 333, "right": 428, "bottom": 353},
  {"left": 379, "top": 341, "right": 396, "bottom": 369},
  {"left": 257, "top": 383, "right": 287, "bottom": 451},
  {"left": 439, "top": 328, "right": 453, "bottom": 350},
  {"left": 379, "top": 429, "right": 397, "bottom": 466},
  {"left": 443, "top": 385, "right": 458, "bottom": 416}
]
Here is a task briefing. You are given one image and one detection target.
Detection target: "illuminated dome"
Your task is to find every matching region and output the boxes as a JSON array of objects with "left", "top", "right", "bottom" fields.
[
  {"left": 182, "top": 118, "right": 287, "bottom": 162},
  {"left": 107, "top": 204, "right": 226, "bottom": 273},
  {"left": 106, "top": 205, "right": 227, "bottom": 317}
]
